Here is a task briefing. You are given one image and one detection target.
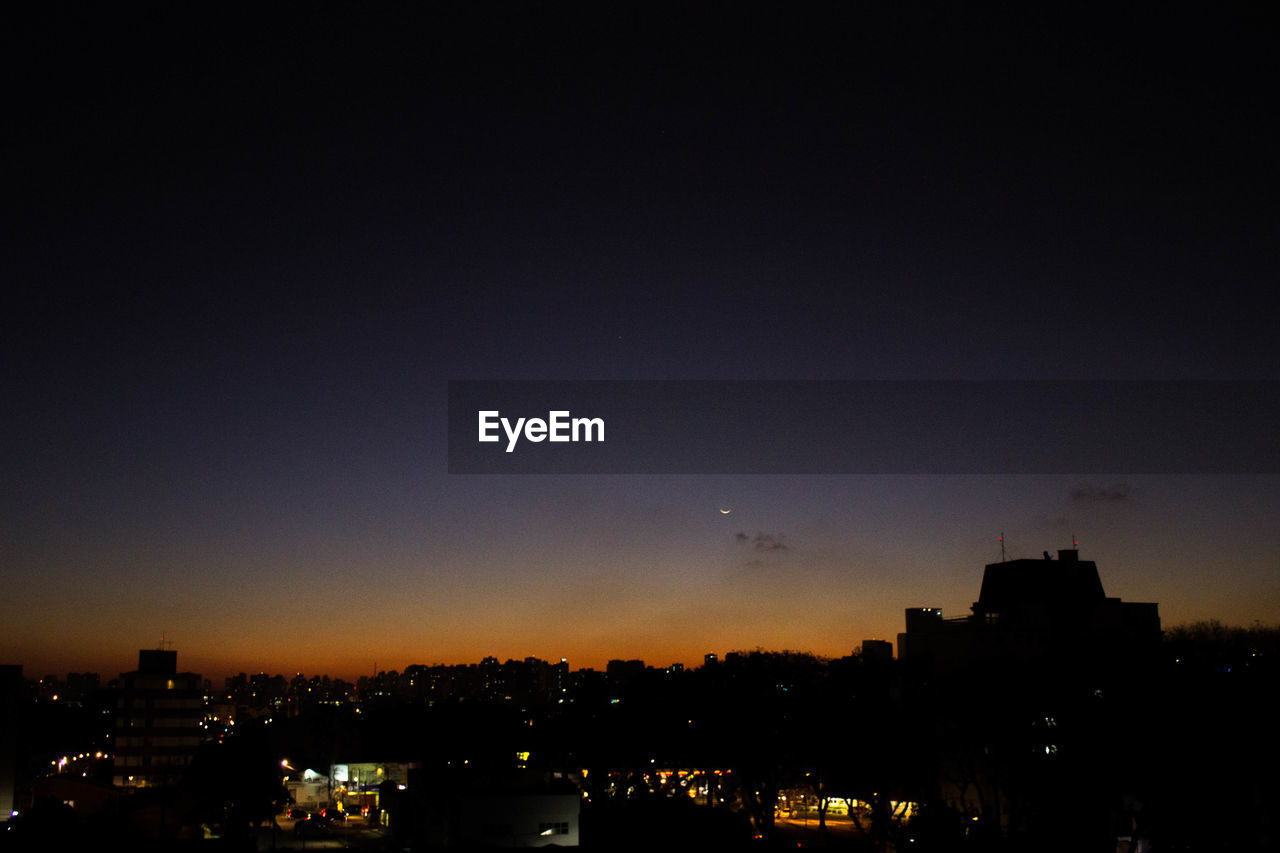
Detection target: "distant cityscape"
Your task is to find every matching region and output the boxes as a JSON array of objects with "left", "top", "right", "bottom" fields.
[{"left": 2, "top": 550, "right": 1276, "bottom": 850}]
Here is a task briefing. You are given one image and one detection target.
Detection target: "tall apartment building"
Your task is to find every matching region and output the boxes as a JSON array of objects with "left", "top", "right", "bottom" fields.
[
  {"left": 0, "top": 665, "right": 23, "bottom": 822},
  {"left": 112, "top": 650, "right": 203, "bottom": 788}
]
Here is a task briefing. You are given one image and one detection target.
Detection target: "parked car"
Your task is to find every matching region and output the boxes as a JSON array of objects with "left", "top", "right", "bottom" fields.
[{"left": 294, "top": 817, "right": 330, "bottom": 838}]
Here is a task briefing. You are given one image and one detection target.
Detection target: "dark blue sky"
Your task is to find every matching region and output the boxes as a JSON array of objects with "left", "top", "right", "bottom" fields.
[{"left": 4, "top": 4, "right": 1277, "bottom": 677}]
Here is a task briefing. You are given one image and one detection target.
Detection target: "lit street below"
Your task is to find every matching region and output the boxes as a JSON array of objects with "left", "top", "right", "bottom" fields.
[{"left": 253, "top": 815, "right": 389, "bottom": 850}]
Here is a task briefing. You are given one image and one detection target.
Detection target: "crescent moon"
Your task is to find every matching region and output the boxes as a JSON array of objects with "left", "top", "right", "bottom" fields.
[{"left": 719, "top": 507, "right": 732, "bottom": 515}]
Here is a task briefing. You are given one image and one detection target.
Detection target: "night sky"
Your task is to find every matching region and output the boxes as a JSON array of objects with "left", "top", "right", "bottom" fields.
[{"left": 4, "top": 4, "right": 1277, "bottom": 680}]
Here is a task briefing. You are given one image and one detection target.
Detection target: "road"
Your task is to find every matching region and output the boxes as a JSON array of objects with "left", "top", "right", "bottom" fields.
[{"left": 254, "top": 815, "right": 393, "bottom": 850}]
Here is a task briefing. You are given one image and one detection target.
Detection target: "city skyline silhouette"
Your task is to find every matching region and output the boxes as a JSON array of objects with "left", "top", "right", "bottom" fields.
[{"left": 4, "top": 4, "right": 1276, "bottom": 704}]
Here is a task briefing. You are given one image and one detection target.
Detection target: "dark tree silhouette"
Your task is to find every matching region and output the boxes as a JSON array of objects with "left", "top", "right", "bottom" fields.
[{"left": 185, "top": 726, "right": 290, "bottom": 842}]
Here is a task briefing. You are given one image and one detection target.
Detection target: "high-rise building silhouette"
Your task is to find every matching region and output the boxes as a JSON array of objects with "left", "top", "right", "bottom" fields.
[
  {"left": 0, "top": 665, "right": 22, "bottom": 822},
  {"left": 112, "top": 650, "right": 203, "bottom": 788}
]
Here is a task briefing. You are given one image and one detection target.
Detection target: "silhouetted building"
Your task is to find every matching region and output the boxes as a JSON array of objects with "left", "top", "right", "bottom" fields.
[
  {"left": 860, "top": 639, "right": 894, "bottom": 662},
  {"left": 409, "top": 768, "right": 580, "bottom": 848},
  {"left": 553, "top": 658, "right": 570, "bottom": 699},
  {"left": 0, "top": 665, "right": 22, "bottom": 822},
  {"left": 112, "top": 650, "right": 203, "bottom": 788},
  {"left": 605, "top": 659, "right": 645, "bottom": 679},
  {"left": 898, "top": 550, "right": 1162, "bottom": 842},
  {"left": 898, "top": 549, "right": 1160, "bottom": 670},
  {"left": 30, "top": 775, "right": 120, "bottom": 822}
]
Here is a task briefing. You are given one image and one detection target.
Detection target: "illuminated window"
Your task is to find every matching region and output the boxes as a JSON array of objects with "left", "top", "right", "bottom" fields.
[{"left": 539, "top": 822, "right": 569, "bottom": 836}]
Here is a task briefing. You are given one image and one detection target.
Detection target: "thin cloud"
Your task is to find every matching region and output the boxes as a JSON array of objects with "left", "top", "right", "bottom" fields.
[
  {"left": 1070, "top": 483, "right": 1132, "bottom": 503},
  {"left": 735, "top": 531, "right": 789, "bottom": 551}
]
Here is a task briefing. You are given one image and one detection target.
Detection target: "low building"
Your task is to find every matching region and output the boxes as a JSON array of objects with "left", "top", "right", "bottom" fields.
[
  {"left": 408, "top": 768, "right": 580, "bottom": 848},
  {"left": 860, "top": 639, "right": 894, "bottom": 662},
  {"left": 898, "top": 549, "right": 1160, "bottom": 671}
]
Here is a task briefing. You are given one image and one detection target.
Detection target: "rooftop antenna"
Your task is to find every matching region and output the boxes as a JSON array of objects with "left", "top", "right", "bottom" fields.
[
  {"left": 1072, "top": 534, "right": 1079, "bottom": 551},
  {"left": 999, "top": 532, "right": 1008, "bottom": 562},
  {"left": 158, "top": 633, "right": 174, "bottom": 652}
]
